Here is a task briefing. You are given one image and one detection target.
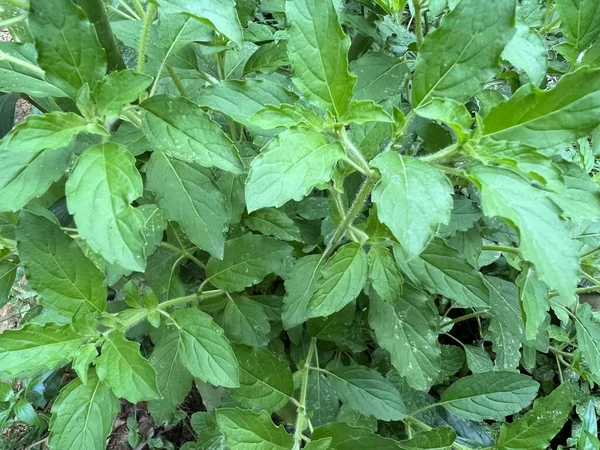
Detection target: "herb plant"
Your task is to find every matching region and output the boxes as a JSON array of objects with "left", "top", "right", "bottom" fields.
[{"left": 0, "top": 0, "right": 599, "bottom": 448}]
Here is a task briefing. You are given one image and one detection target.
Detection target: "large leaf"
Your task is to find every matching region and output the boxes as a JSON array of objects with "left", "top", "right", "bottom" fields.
[
  {"left": 66, "top": 143, "right": 147, "bottom": 272},
  {"left": 0, "top": 324, "right": 81, "bottom": 378},
  {"left": 48, "top": 370, "right": 119, "bottom": 450},
  {"left": 216, "top": 408, "right": 294, "bottom": 450},
  {"left": 16, "top": 212, "right": 107, "bottom": 317},
  {"left": 223, "top": 297, "right": 270, "bottom": 347},
  {"left": 96, "top": 331, "right": 160, "bottom": 403},
  {"left": 141, "top": 95, "right": 243, "bottom": 174},
  {"left": 412, "top": 0, "right": 515, "bottom": 107},
  {"left": 146, "top": 151, "right": 228, "bottom": 258},
  {"left": 245, "top": 128, "right": 344, "bottom": 212},
  {"left": 495, "top": 383, "right": 573, "bottom": 450},
  {"left": 282, "top": 254, "right": 323, "bottom": 329},
  {"left": 440, "top": 372, "right": 539, "bottom": 421},
  {"left": 232, "top": 344, "right": 294, "bottom": 412},
  {"left": 350, "top": 52, "right": 409, "bottom": 103},
  {"left": 307, "top": 243, "right": 368, "bottom": 319},
  {"left": 244, "top": 208, "right": 303, "bottom": 242},
  {"left": 369, "top": 287, "right": 441, "bottom": 391},
  {"left": 501, "top": 23, "right": 547, "bottom": 87},
  {"left": 28, "top": 0, "right": 106, "bottom": 97},
  {"left": 286, "top": 0, "right": 356, "bottom": 116},
  {"left": 482, "top": 67, "right": 600, "bottom": 149},
  {"left": 205, "top": 234, "right": 292, "bottom": 293},
  {"left": 575, "top": 303, "right": 600, "bottom": 379},
  {"left": 328, "top": 365, "right": 407, "bottom": 421},
  {"left": 371, "top": 152, "right": 453, "bottom": 258},
  {"left": 171, "top": 308, "right": 239, "bottom": 388},
  {"left": 556, "top": 0, "right": 600, "bottom": 52},
  {"left": 394, "top": 238, "right": 490, "bottom": 308},
  {"left": 469, "top": 165, "right": 579, "bottom": 300}
]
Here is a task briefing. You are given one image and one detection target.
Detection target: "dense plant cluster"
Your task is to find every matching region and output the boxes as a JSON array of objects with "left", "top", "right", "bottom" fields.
[{"left": 0, "top": 0, "right": 599, "bottom": 448}]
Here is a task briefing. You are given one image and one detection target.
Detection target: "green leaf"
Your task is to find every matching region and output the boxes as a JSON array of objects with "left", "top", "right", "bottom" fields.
[
  {"left": 146, "top": 151, "right": 228, "bottom": 258},
  {"left": 556, "top": 0, "right": 600, "bottom": 52},
  {"left": 283, "top": 255, "right": 323, "bottom": 329},
  {"left": 96, "top": 330, "right": 160, "bottom": 403},
  {"left": 216, "top": 408, "right": 294, "bottom": 449},
  {"left": 72, "top": 344, "right": 97, "bottom": 383},
  {"left": 309, "top": 302, "right": 355, "bottom": 342},
  {"left": 244, "top": 41, "right": 289, "bottom": 74},
  {"left": 0, "top": 145, "right": 72, "bottom": 213},
  {"left": 141, "top": 95, "right": 243, "bottom": 174},
  {"left": 28, "top": 0, "right": 107, "bottom": 97},
  {"left": 148, "top": 333, "right": 193, "bottom": 424},
  {"left": 371, "top": 152, "right": 453, "bottom": 258},
  {"left": 171, "top": 308, "right": 239, "bottom": 388},
  {"left": 244, "top": 208, "right": 303, "bottom": 242},
  {"left": 0, "top": 262, "right": 17, "bottom": 307},
  {"left": 0, "top": 42, "right": 69, "bottom": 97},
  {"left": 193, "top": 79, "right": 299, "bottom": 128},
  {"left": 312, "top": 421, "right": 402, "bottom": 449},
  {"left": 16, "top": 212, "right": 107, "bottom": 317},
  {"left": 206, "top": 234, "right": 292, "bottom": 292},
  {"left": 575, "top": 303, "right": 600, "bottom": 379},
  {"left": 286, "top": 0, "right": 356, "bottom": 116},
  {"left": 340, "top": 100, "right": 394, "bottom": 125},
  {"left": 495, "top": 383, "right": 574, "bottom": 450},
  {"left": 0, "top": 323, "right": 81, "bottom": 378},
  {"left": 245, "top": 128, "right": 344, "bottom": 212},
  {"left": 350, "top": 52, "right": 409, "bottom": 103},
  {"left": 223, "top": 297, "right": 270, "bottom": 347},
  {"left": 305, "top": 438, "right": 333, "bottom": 450},
  {"left": 394, "top": 238, "right": 489, "bottom": 308},
  {"left": 367, "top": 245, "right": 403, "bottom": 303},
  {"left": 328, "top": 365, "right": 407, "bottom": 421},
  {"left": 482, "top": 67, "right": 600, "bottom": 149},
  {"left": 464, "top": 345, "right": 494, "bottom": 374},
  {"left": 501, "top": 23, "right": 547, "bottom": 87},
  {"left": 517, "top": 267, "right": 549, "bottom": 342},
  {"left": 440, "top": 371, "right": 539, "bottom": 421},
  {"left": 49, "top": 370, "right": 119, "bottom": 450},
  {"left": 91, "top": 69, "right": 153, "bottom": 118},
  {"left": 398, "top": 427, "right": 457, "bottom": 450},
  {"left": 415, "top": 98, "right": 473, "bottom": 143},
  {"left": 489, "top": 319, "right": 522, "bottom": 372},
  {"left": 66, "top": 142, "right": 147, "bottom": 272},
  {"left": 486, "top": 276, "right": 524, "bottom": 342},
  {"left": 158, "top": 0, "right": 244, "bottom": 47},
  {"left": 307, "top": 243, "right": 368, "bottom": 319},
  {"left": 306, "top": 371, "right": 340, "bottom": 427},
  {"left": 232, "top": 344, "right": 294, "bottom": 412},
  {"left": 369, "top": 287, "right": 440, "bottom": 391},
  {"left": 250, "top": 103, "right": 324, "bottom": 131},
  {"left": 412, "top": 0, "right": 515, "bottom": 107},
  {"left": 469, "top": 165, "right": 579, "bottom": 300},
  {"left": 0, "top": 112, "right": 106, "bottom": 153}
]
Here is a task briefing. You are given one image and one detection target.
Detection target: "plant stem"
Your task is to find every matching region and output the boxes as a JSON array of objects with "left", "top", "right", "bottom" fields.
[
  {"left": 0, "top": 50, "right": 45, "bottom": 76},
  {"left": 79, "top": 0, "right": 126, "bottom": 72},
  {"left": 159, "top": 242, "right": 206, "bottom": 269},
  {"left": 131, "top": 0, "right": 147, "bottom": 18},
  {"left": 293, "top": 339, "right": 317, "bottom": 450},
  {"left": 158, "top": 289, "right": 224, "bottom": 310},
  {"left": 581, "top": 245, "right": 600, "bottom": 259},
  {"left": 482, "top": 244, "right": 520, "bottom": 254},
  {"left": 150, "top": 17, "right": 191, "bottom": 96},
  {"left": 432, "top": 163, "right": 465, "bottom": 179},
  {"left": 115, "top": 0, "right": 141, "bottom": 20},
  {"left": 329, "top": 188, "right": 360, "bottom": 242},
  {"left": 106, "top": 4, "right": 137, "bottom": 21},
  {"left": 420, "top": 143, "right": 459, "bottom": 163},
  {"left": 137, "top": 2, "right": 157, "bottom": 74},
  {"left": 440, "top": 310, "right": 489, "bottom": 329},
  {"left": 338, "top": 127, "right": 374, "bottom": 177},
  {"left": 167, "top": 65, "right": 187, "bottom": 96},
  {"left": 0, "top": 13, "right": 27, "bottom": 28},
  {"left": 411, "top": 0, "right": 424, "bottom": 48}
]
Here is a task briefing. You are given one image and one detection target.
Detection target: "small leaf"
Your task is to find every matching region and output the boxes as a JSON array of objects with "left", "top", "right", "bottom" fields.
[
  {"left": 575, "top": 303, "right": 600, "bottom": 379},
  {"left": 501, "top": 23, "right": 547, "bottom": 87},
  {"left": 464, "top": 346, "right": 494, "bottom": 374},
  {"left": 517, "top": 267, "right": 549, "bottom": 342},
  {"left": 415, "top": 98, "right": 473, "bottom": 142},
  {"left": 250, "top": 103, "right": 324, "bottom": 131},
  {"left": 216, "top": 408, "right": 294, "bottom": 449},
  {"left": 397, "top": 427, "right": 457, "bottom": 450},
  {"left": 340, "top": 100, "right": 394, "bottom": 125},
  {"left": 350, "top": 52, "right": 409, "bottom": 103},
  {"left": 244, "top": 208, "right": 303, "bottom": 242},
  {"left": 0, "top": 262, "right": 17, "bottom": 307},
  {"left": 312, "top": 421, "right": 402, "bottom": 449},
  {"left": 556, "top": 0, "right": 600, "bottom": 52},
  {"left": 223, "top": 297, "right": 271, "bottom": 347},
  {"left": 91, "top": 69, "right": 153, "bottom": 118},
  {"left": 283, "top": 255, "right": 323, "bottom": 329},
  {"left": 367, "top": 245, "right": 403, "bottom": 303}
]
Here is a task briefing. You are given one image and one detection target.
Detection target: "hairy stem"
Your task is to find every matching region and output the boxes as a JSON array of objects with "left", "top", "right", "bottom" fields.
[
  {"left": 439, "top": 310, "right": 490, "bottom": 329},
  {"left": 137, "top": 2, "right": 157, "bottom": 74},
  {"left": 420, "top": 143, "right": 460, "bottom": 163},
  {"left": 293, "top": 338, "right": 317, "bottom": 450},
  {"left": 411, "top": 0, "right": 424, "bottom": 48},
  {"left": 482, "top": 244, "right": 520, "bottom": 255},
  {"left": 338, "top": 127, "right": 374, "bottom": 177}
]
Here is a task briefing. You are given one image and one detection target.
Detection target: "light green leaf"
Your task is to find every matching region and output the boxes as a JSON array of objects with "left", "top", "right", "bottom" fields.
[
  {"left": 206, "top": 234, "right": 292, "bottom": 293},
  {"left": 464, "top": 346, "right": 494, "bottom": 374},
  {"left": 350, "top": 52, "right": 409, "bottom": 103},
  {"left": 96, "top": 330, "right": 160, "bottom": 403},
  {"left": 556, "top": 0, "right": 600, "bottom": 52},
  {"left": 146, "top": 151, "right": 228, "bottom": 258},
  {"left": 91, "top": 69, "right": 153, "bottom": 118},
  {"left": 244, "top": 208, "right": 303, "bottom": 242},
  {"left": 286, "top": 0, "right": 356, "bottom": 116},
  {"left": 0, "top": 262, "right": 17, "bottom": 307},
  {"left": 193, "top": 79, "right": 299, "bottom": 128},
  {"left": 398, "top": 427, "right": 456, "bottom": 450},
  {"left": 575, "top": 303, "right": 600, "bottom": 379},
  {"left": 232, "top": 344, "right": 294, "bottom": 412},
  {"left": 438, "top": 197, "right": 482, "bottom": 237},
  {"left": 482, "top": 67, "right": 600, "bottom": 149},
  {"left": 486, "top": 276, "right": 525, "bottom": 341},
  {"left": 517, "top": 267, "right": 549, "bottom": 342},
  {"left": 0, "top": 112, "right": 106, "bottom": 153},
  {"left": 49, "top": 370, "right": 119, "bottom": 450},
  {"left": 328, "top": 365, "right": 406, "bottom": 421},
  {"left": 394, "top": 238, "right": 490, "bottom": 308},
  {"left": 307, "top": 243, "right": 368, "bottom": 319},
  {"left": 415, "top": 98, "right": 473, "bottom": 142},
  {"left": 0, "top": 323, "right": 81, "bottom": 378},
  {"left": 371, "top": 152, "right": 453, "bottom": 258},
  {"left": 245, "top": 128, "right": 344, "bottom": 212},
  {"left": 282, "top": 255, "right": 323, "bottom": 329},
  {"left": 223, "top": 297, "right": 270, "bottom": 347},
  {"left": 249, "top": 103, "right": 324, "bottom": 131},
  {"left": 244, "top": 41, "right": 289, "bottom": 74},
  {"left": 495, "top": 383, "right": 573, "bottom": 450},
  {"left": 469, "top": 165, "right": 579, "bottom": 300},
  {"left": 501, "top": 23, "right": 547, "bottom": 87},
  {"left": 141, "top": 95, "right": 243, "bottom": 174},
  {"left": 216, "top": 408, "right": 293, "bottom": 450},
  {"left": 369, "top": 287, "right": 441, "bottom": 391},
  {"left": 0, "top": 42, "right": 69, "bottom": 97},
  {"left": 489, "top": 319, "right": 522, "bottom": 372},
  {"left": 412, "top": 0, "right": 515, "bottom": 107},
  {"left": 72, "top": 344, "right": 97, "bottom": 383},
  {"left": 548, "top": 161, "right": 600, "bottom": 223},
  {"left": 340, "top": 100, "right": 394, "bottom": 125},
  {"left": 304, "top": 438, "right": 333, "bottom": 450},
  {"left": 17, "top": 212, "right": 107, "bottom": 317},
  {"left": 367, "top": 245, "right": 403, "bottom": 304},
  {"left": 440, "top": 371, "right": 539, "bottom": 421},
  {"left": 312, "top": 422, "right": 401, "bottom": 449},
  {"left": 216, "top": 171, "right": 246, "bottom": 226},
  {"left": 28, "top": 0, "right": 106, "bottom": 97},
  {"left": 157, "top": 0, "right": 244, "bottom": 47},
  {"left": 148, "top": 333, "right": 193, "bottom": 424},
  {"left": 171, "top": 308, "right": 239, "bottom": 388},
  {"left": 66, "top": 142, "right": 147, "bottom": 272}
]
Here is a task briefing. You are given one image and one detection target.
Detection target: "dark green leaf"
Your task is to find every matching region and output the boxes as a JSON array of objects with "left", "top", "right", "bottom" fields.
[{"left": 216, "top": 408, "right": 293, "bottom": 449}]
